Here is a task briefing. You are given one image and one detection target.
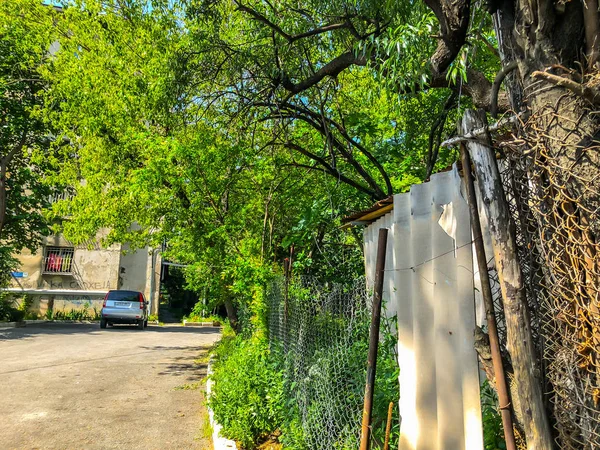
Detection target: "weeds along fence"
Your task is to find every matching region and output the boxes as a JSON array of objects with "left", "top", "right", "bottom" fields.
[
  {"left": 266, "top": 276, "right": 399, "bottom": 450},
  {"left": 495, "top": 102, "right": 600, "bottom": 449}
]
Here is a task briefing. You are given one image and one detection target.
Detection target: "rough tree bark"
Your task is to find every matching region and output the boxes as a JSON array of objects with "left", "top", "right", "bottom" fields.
[{"left": 462, "top": 109, "right": 554, "bottom": 449}]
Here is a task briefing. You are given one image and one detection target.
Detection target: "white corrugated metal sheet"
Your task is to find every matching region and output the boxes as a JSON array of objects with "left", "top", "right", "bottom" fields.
[{"left": 364, "top": 167, "right": 483, "bottom": 450}]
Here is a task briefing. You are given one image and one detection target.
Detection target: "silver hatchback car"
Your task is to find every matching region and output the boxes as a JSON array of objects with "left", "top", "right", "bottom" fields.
[{"left": 101, "top": 290, "right": 148, "bottom": 330}]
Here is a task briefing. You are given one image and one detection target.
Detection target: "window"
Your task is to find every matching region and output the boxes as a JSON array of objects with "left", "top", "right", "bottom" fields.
[
  {"left": 43, "top": 247, "right": 74, "bottom": 274},
  {"left": 106, "top": 291, "right": 141, "bottom": 302},
  {"left": 48, "top": 190, "right": 75, "bottom": 204}
]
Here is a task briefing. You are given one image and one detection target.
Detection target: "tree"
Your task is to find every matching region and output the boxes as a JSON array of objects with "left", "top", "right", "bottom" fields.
[
  {"left": 186, "top": 1, "right": 600, "bottom": 447},
  {"left": 34, "top": 0, "right": 600, "bottom": 446},
  {"left": 0, "top": 1, "right": 61, "bottom": 285},
  {"left": 38, "top": 0, "right": 370, "bottom": 330}
]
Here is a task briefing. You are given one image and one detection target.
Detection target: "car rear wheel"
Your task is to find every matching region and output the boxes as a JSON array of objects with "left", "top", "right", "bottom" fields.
[
  {"left": 100, "top": 319, "right": 107, "bottom": 329},
  {"left": 144, "top": 319, "right": 148, "bottom": 328},
  {"left": 138, "top": 319, "right": 144, "bottom": 330}
]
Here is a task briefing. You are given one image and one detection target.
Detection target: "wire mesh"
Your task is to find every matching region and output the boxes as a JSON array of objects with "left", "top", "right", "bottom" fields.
[
  {"left": 267, "top": 275, "right": 398, "bottom": 450},
  {"left": 496, "top": 98, "right": 600, "bottom": 449}
]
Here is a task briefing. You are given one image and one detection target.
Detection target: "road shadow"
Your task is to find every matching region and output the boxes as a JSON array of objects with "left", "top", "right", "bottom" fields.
[
  {"left": 140, "top": 343, "right": 213, "bottom": 382},
  {"left": 0, "top": 323, "right": 221, "bottom": 341}
]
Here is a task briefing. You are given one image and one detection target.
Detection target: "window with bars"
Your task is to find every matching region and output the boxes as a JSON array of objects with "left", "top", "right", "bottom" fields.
[{"left": 43, "top": 247, "right": 74, "bottom": 274}]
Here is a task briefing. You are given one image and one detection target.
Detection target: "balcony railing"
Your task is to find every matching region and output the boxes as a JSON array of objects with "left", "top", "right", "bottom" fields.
[
  {"left": 48, "top": 190, "right": 75, "bottom": 204},
  {"left": 42, "top": 247, "right": 74, "bottom": 275}
]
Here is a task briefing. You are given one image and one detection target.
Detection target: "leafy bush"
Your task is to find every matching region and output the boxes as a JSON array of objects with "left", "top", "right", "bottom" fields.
[
  {"left": 51, "top": 305, "right": 101, "bottom": 321},
  {"left": 183, "top": 300, "right": 225, "bottom": 324},
  {"left": 0, "top": 294, "right": 25, "bottom": 322},
  {"left": 208, "top": 333, "right": 284, "bottom": 449},
  {"left": 481, "top": 380, "right": 506, "bottom": 450},
  {"left": 18, "top": 294, "right": 38, "bottom": 320}
]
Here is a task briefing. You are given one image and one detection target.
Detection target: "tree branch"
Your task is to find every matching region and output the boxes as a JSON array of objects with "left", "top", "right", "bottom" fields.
[
  {"left": 235, "top": 2, "right": 357, "bottom": 43},
  {"left": 234, "top": 1, "right": 291, "bottom": 41},
  {"left": 282, "top": 142, "right": 379, "bottom": 198},
  {"left": 273, "top": 107, "right": 386, "bottom": 198},
  {"left": 280, "top": 102, "right": 393, "bottom": 195},
  {"left": 280, "top": 51, "right": 367, "bottom": 94},
  {"left": 289, "top": 22, "right": 352, "bottom": 42},
  {"left": 531, "top": 70, "right": 600, "bottom": 104},
  {"left": 423, "top": 0, "right": 471, "bottom": 74},
  {"left": 426, "top": 91, "right": 457, "bottom": 179},
  {"left": 491, "top": 61, "right": 519, "bottom": 118}
]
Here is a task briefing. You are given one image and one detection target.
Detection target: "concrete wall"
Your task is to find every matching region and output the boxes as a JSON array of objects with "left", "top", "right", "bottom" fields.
[
  {"left": 9, "top": 232, "right": 121, "bottom": 291},
  {"left": 119, "top": 246, "right": 161, "bottom": 315},
  {"left": 7, "top": 232, "right": 161, "bottom": 317},
  {"left": 119, "top": 244, "right": 149, "bottom": 293}
]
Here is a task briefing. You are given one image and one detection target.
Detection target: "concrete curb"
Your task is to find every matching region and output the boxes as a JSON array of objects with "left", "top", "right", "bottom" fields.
[
  {"left": 183, "top": 320, "right": 222, "bottom": 327},
  {"left": 0, "top": 321, "right": 25, "bottom": 329},
  {"left": 0, "top": 319, "right": 100, "bottom": 328},
  {"left": 31, "top": 320, "right": 100, "bottom": 324},
  {"left": 206, "top": 358, "right": 237, "bottom": 450}
]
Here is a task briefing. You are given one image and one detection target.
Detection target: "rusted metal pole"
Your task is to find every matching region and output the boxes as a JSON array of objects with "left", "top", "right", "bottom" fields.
[
  {"left": 360, "top": 227, "right": 388, "bottom": 450},
  {"left": 460, "top": 143, "right": 517, "bottom": 450},
  {"left": 283, "top": 258, "right": 290, "bottom": 349},
  {"left": 283, "top": 245, "right": 294, "bottom": 349},
  {"left": 462, "top": 110, "right": 552, "bottom": 448},
  {"left": 383, "top": 401, "right": 394, "bottom": 450}
]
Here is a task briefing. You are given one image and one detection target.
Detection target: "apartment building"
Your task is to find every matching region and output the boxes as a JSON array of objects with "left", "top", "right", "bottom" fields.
[{"left": 7, "top": 230, "right": 161, "bottom": 317}]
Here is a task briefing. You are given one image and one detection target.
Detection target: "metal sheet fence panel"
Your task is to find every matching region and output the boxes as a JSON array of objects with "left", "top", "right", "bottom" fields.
[{"left": 364, "top": 167, "right": 483, "bottom": 450}]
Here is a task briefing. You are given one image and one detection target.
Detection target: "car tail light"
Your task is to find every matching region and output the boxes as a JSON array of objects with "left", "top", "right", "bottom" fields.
[
  {"left": 102, "top": 293, "right": 108, "bottom": 307},
  {"left": 139, "top": 293, "right": 144, "bottom": 309}
]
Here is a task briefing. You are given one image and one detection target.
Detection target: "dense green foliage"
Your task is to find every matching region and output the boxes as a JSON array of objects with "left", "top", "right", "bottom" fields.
[
  {"left": 0, "top": 293, "right": 25, "bottom": 322},
  {"left": 209, "top": 280, "right": 399, "bottom": 449},
  {"left": 209, "top": 330, "right": 285, "bottom": 448},
  {"left": 1, "top": 1, "right": 521, "bottom": 447},
  {"left": 23, "top": 0, "right": 488, "bottom": 313},
  {"left": 481, "top": 381, "right": 507, "bottom": 450},
  {"left": 0, "top": 2, "right": 63, "bottom": 285}
]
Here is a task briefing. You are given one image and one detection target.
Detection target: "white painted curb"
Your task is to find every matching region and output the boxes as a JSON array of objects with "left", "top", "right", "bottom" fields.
[{"left": 206, "top": 358, "right": 237, "bottom": 450}]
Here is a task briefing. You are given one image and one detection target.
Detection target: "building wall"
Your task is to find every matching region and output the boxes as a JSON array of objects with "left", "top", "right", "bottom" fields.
[
  {"left": 119, "top": 244, "right": 148, "bottom": 293},
  {"left": 119, "top": 245, "right": 161, "bottom": 315},
  {"left": 7, "top": 231, "right": 160, "bottom": 317}
]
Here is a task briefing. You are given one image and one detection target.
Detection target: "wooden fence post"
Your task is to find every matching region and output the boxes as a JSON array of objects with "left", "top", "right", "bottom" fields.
[{"left": 461, "top": 109, "right": 553, "bottom": 449}]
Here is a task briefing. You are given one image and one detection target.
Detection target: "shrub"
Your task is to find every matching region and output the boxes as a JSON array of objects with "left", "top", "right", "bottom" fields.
[
  {"left": 0, "top": 294, "right": 25, "bottom": 322},
  {"left": 481, "top": 380, "right": 506, "bottom": 450},
  {"left": 51, "top": 306, "right": 101, "bottom": 321},
  {"left": 183, "top": 300, "right": 225, "bottom": 324},
  {"left": 18, "top": 294, "right": 38, "bottom": 320},
  {"left": 208, "top": 333, "right": 284, "bottom": 449}
]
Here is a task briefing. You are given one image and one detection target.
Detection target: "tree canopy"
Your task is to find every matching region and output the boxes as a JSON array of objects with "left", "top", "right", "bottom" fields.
[
  {"left": 5, "top": 0, "right": 600, "bottom": 336},
  {"left": 0, "top": 1, "right": 63, "bottom": 285}
]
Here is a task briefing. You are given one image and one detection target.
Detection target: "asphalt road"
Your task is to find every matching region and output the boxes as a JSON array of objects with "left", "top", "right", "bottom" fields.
[{"left": 0, "top": 323, "right": 221, "bottom": 450}]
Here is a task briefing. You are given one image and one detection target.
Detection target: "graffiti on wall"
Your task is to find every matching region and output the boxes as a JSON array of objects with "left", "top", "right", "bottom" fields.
[
  {"left": 12, "top": 280, "right": 112, "bottom": 290},
  {"left": 43, "top": 280, "right": 112, "bottom": 290}
]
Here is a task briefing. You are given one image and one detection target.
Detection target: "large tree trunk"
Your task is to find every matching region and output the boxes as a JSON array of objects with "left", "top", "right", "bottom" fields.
[
  {"left": 462, "top": 109, "right": 554, "bottom": 449},
  {"left": 0, "top": 162, "right": 6, "bottom": 239},
  {"left": 484, "top": 2, "right": 600, "bottom": 447},
  {"left": 223, "top": 290, "right": 239, "bottom": 333}
]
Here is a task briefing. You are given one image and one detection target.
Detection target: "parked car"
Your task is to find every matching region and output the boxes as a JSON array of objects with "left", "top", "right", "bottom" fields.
[{"left": 101, "top": 290, "right": 148, "bottom": 330}]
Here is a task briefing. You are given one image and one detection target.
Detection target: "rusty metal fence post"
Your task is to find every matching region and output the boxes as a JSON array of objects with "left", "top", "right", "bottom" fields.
[
  {"left": 460, "top": 143, "right": 517, "bottom": 450},
  {"left": 360, "top": 227, "right": 388, "bottom": 450}
]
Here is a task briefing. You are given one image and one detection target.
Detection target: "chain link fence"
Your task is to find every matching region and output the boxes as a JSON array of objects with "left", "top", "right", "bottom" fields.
[
  {"left": 267, "top": 276, "right": 399, "bottom": 450},
  {"left": 497, "top": 98, "right": 600, "bottom": 449}
]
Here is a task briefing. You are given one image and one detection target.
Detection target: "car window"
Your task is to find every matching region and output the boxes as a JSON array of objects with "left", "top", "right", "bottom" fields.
[{"left": 107, "top": 291, "right": 140, "bottom": 302}]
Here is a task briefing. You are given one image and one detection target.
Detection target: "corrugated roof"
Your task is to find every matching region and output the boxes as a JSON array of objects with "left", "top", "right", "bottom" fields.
[{"left": 342, "top": 195, "right": 393, "bottom": 226}]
